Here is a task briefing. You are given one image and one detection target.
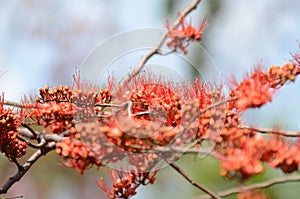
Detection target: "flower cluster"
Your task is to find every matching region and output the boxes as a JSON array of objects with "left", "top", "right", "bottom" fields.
[
  {"left": 56, "top": 137, "right": 102, "bottom": 175},
  {"left": 0, "top": 96, "right": 27, "bottom": 160},
  {"left": 105, "top": 75, "right": 183, "bottom": 151},
  {"left": 37, "top": 85, "right": 72, "bottom": 103},
  {"left": 268, "top": 62, "right": 300, "bottom": 88},
  {"left": 98, "top": 170, "right": 157, "bottom": 199},
  {"left": 262, "top": 137, "right": 300, "bottom": 174},
  {"left": 219, "top": 130, "right": 266, "bottom": 178},
  {"left": 30, "top": 85, "right": 74, "bottom": 133},
  {"left": 218, "top": 121, "right": 300, "bottom": 178},
  {"left": 49, "top": 71, "right": 227, "bottom": 181},
  {"left": 165, "top": 16, "right": 208, "bottom": 54},
  {"left": 230, "top": 71, "right": 273, "bottom": 110},
  {"left": 237, "top": 190, "right": 270, "bottom": 199},
  {"left": 231, "top": 59, "right": 300, "bottom": 110},
  {"left": 31, "top": 100, "right": 74, "bottom": 134},
  {"left": 30, "top": 82, "right": 104, "bottom": 134},
  {"left": 215, "top": 62, "right": 300, "bottom": 179}
]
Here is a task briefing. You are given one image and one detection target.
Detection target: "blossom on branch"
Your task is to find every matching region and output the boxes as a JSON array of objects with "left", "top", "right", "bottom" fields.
[
  {"left": 165, "top": 15, "right": 208, "bottom": 54},
  {"left": 98, "top": 170, "right": 157, "bottom": 199},
  {"left": 230, "top": 70, "right": 273, "bottom": 110},
  {"left": 0, "top": 94, "right": 27, "bottom": 160}
]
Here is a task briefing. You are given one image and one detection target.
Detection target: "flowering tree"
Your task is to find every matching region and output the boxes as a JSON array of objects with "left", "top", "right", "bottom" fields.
[{"left": 1, "top": 0, "right": 300, "bottom": 198}]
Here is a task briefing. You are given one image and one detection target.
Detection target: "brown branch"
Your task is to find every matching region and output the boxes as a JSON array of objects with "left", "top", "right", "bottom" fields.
[
  {"left": 152, "top": 146, "right": 223, "bottom": 160},
  {"left": 196, "top": 174, "right": 300, "bottom": 199},
  {"left": 240, "top": 126, "right": 300, "bottom": 137},
  {"left": 119, "top": 0, "right": 202, "bottom": 87},
  {"left": 3, "top": 101, "right": 25, "bottom": 109},
  {"left": 168, "top": 162, "right": 221, "bottom": 199},
  {"left": 0, "top": 142, "right": 56, "bottom": 195}
]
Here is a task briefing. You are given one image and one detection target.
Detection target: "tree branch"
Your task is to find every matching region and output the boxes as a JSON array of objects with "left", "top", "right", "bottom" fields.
[
  {"left": 18, "top": 128, "right": 65, "bottom": 142},
  {"left": 0, "top": 142, "right": 56, "bottom": 195},
  {"left": 0, "top": 196, "right": 23, "bottom": 199},
  {"left": 3, "top": 101, "right": 26, "bottom": 109},
  {"left": 120, "top": 0, "right": 202, "bottom": 86},
  {"left": 196, "top": 174, "right": 300, "bottom": 199},
  {"left": 240, "top": 126, "right": 300, "bottom": 137},
  {"left": 168, "top": 162, "right": 221, "bottom": 199},
  {"left": 161, "top": 146, "right": 223, "bottom": 159}
]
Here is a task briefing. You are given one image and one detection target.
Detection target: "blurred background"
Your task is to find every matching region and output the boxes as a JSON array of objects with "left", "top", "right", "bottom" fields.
[{"left": 1, "top": 0, "right": 300, "bottom": 198}]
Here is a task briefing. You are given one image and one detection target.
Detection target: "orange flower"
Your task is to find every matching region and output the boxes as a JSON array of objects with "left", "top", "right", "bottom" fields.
[
  {"left": 56, "top": 138, "right": 102, "bottom": 175},
  {"left": 98, "top": 170, "right": 157, "bottom": 199},
  {"left": 237, "top": 190, "right": 270, "bottom": 199},
  {"left": 0, "top": 94, "right": 27, "bottom": 160},
  {"left": 165, "top": 16, "right": 208, "bottom": 54},
  {"left": 231, "top": 70, "right": 273, "bottom": 110}
]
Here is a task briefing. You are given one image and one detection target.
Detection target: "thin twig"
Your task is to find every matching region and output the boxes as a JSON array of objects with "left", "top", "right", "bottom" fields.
[
  {"left": 0, "top": 142, "right": 56, "bottom": 194},
  {"left": 119, "top": 0, "right": 202, "bottom": 87},
  {"left": 95, "top": 103, "right": 123, "bottom": 108},
  {"left": 3, "top": 101, "right": 25, "bottom": 109},
  {"left": 168, "top": 162, "right": 221, "bottom": 199},
  {"left": 196, "top": 174, "right": 300, "bottom": 199},
  {"left": 240, "top": 126, "right": 300, "bottom": 137},
  {"left": 157, "top": 146, "right": 223, "bottom": 160},
  {"left": 0, "top": 196, "right": 23, "bottom": 199}
]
